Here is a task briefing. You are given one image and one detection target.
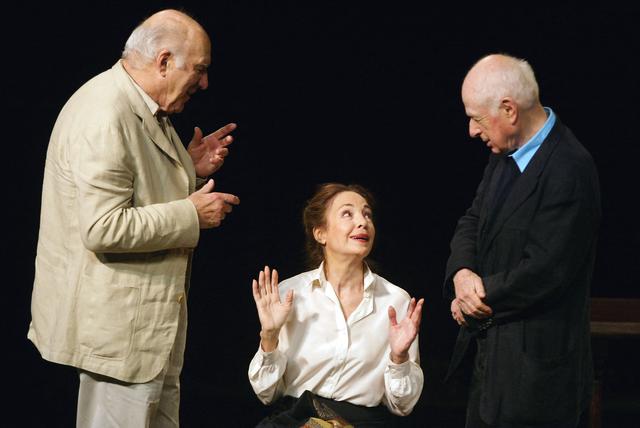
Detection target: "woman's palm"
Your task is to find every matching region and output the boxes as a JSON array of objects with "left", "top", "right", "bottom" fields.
[{"left": 252, "top": 266, "right": 293, "bottom": 333}]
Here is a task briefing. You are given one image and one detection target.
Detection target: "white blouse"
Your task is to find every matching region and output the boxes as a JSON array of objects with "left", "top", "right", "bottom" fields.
[{"left": 248, "top": 264, "right": 424, "bottom": 416}]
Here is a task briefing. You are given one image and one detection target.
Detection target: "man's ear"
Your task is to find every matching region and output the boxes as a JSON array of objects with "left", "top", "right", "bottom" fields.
[
  {"left": 313, "top": 227, "right": 326, "bottom": 246},
  {"left": 156, "top": 49, "right": 172, "bottom": 77},
  {"left": 499, "top": 97, "right": 518, "bottom": 125}
]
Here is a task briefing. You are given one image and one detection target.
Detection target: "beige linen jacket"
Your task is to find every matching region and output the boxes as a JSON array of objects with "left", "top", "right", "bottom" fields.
[{"left": 28, "top": 61, "right": 201, "bottom": 382}]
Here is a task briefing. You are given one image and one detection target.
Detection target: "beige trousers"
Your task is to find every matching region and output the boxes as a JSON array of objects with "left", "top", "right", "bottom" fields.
[{"left": 76, "top": 302, "right": 187, "bottom": 428}]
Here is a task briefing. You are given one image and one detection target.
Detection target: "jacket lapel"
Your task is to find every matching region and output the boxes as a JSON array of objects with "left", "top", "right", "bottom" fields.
[
  {"left": 478, "top": 155, "right": 504, "bottom": 240},
  {"left": 167, "top": 122, "right": 196, "bottom": 193},
  {"left": 483, "top": 120, "right": 564, "bottom": 250},
  {"left": 111, "top": 61, "right": 182, "bottom": 164},
  {"left": 141, "top": 116, "right": 181, "bottom": 163}
]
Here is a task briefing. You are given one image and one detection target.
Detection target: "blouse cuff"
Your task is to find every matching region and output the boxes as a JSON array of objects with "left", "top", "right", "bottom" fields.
[
  {"left": 257, "top": 346, "right": 283, "bottom": 365},
  {"left": 387, "top": 353, "right": 412, "bottom": 377}
]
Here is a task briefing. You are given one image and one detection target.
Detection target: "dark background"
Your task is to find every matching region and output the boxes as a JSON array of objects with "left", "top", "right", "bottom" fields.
[{"left": 7, "top": 1, "right": 640, "bottom": 426}]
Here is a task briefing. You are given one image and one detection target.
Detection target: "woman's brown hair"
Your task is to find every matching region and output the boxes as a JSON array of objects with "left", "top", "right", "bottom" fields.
[{"left": 302, "top": 183, "right": 375, "bottom": 268}]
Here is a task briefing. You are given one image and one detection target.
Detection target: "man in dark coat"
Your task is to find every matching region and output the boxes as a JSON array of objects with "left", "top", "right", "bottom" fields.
[{"left": 444, "top": 54, "right": 601, "bottom": 428}]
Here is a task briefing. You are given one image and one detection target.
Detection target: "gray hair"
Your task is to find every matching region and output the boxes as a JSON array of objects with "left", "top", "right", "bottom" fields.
[
  {"left": 472, "top": 54, "right": 540, "bottom": 112},
  {"left": 122, "top": 17, "right": 189, "bottom": 69}
]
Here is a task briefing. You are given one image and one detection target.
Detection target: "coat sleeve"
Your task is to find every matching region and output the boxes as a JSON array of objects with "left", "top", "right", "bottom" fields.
[
  {"left": 72, "top": 123, "right": 200, "bottom": 253},
  {"left": 443, "top": 156, "right": 497, "bottom": 300},
  {"left": 482, "top": 167, "right": 600, "bottom": 319}
]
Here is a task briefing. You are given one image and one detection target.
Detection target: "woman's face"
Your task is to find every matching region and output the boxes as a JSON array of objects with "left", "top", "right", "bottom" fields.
[{"left": 315, "top": 191, "right": 375, "bottom": 261}]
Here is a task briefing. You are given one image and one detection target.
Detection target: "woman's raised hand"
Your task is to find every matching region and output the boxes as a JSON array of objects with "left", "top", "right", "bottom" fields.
[
  {"left": 251, "top": 266, "right": 294, "bottom": 351},
  {"left": 388, "top": 297, "right": 424, "bottom": 364}
]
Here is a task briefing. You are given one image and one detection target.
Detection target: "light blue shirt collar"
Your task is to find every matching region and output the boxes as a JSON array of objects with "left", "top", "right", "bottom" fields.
[{"left": 510, "top": 107, "right": 555, "bottom": 172}]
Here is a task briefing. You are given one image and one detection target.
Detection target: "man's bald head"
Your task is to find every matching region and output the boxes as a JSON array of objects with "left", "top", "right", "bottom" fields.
[
  {"left": 122, "top": 9, "right": 209, "bottom": 69},
  {"left": 462, "top": 54, "right": 540, "bottom": 113}
]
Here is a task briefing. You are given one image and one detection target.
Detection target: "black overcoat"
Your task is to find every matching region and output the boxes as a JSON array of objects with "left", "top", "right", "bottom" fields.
[{"left": 444, "top": 118, "right": 601, "bottom": 426}]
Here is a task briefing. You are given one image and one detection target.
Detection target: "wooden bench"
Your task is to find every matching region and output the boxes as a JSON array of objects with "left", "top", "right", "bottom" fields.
[{"left": 589, "top": 298, "right": 640, "bottom": 428}]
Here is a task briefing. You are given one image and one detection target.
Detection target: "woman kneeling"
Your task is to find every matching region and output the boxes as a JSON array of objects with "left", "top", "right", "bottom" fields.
[{"left": 248, "top": 183, "right": 424, "bottom": 427}]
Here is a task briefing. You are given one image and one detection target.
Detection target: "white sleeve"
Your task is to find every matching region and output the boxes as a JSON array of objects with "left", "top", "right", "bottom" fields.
[
  {"left": 247, "top": 345, "right": 288, "bottom": 405},
  {"left": 382, "top": 336, "right": 424, "bottom": 416}
]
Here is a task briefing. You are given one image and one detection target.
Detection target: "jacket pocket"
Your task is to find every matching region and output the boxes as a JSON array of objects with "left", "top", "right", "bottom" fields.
[
  {"left": 77, "top": 276, "right": 141, "bottom": 360},
  {"left": 513, "top": 351, "right": 577, "bottom": 424}
]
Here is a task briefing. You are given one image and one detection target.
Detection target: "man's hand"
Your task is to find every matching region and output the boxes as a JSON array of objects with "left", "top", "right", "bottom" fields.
[
  {"left": 451, "top": 298, "right": 467, "bottom": 326},
  {"left": 187, "top": 179, "right": 240, "bottom": 229},
  {"left": 453, "top": 268, "right": 493, "bottom": 319},
  {"left": 187, "top": 123, "right": 236, "bottom": 177}
]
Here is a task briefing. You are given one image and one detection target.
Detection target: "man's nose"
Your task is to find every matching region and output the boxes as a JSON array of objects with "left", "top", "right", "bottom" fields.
[
  {"left": 199, "top": 73, "right": 209, "bottom": 90},
  {"left": 469, "top": 119, "right": 481, "bottom": 138}
]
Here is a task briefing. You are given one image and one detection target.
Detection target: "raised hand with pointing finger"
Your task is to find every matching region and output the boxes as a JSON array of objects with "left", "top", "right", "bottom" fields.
[
  {"left": 187, "top": 179, "right": 240, "bottom": 228},
  {"left": 187, "top": 122, "right": 236, "bottom": 177}
]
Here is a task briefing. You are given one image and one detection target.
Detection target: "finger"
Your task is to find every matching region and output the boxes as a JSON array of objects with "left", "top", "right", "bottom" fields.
[
  {"left": 467, "top": 294, "right": 492, "bottom": 315},
  {"left": 212, "top": 199, "right": 233, "bottom": 213},
  {"left": 251, "top": 279, "right": 261, "bottom": 301},
  {"left": 406, "top": 297, "right": 416, "bottom": 317},
  {"left": 211, "top": 192, "right": 241, "bottom": 206},
  {"left": 458, "top": 299, "right": 467, "bottom": 314},
  {"left": 471, "top": 299, "right": 493, "bottom": 316},
  {"left": 191, "top": 126, "right": 203, "bottom": 146},
  {"left": 388, "top": 305, "right": 398, "bottom": 326},
  {"left": 478, "top": 303, "right": 493, "bottom": 316},
  {"left": 474, "top": 279, "right": 486, "bottom": 299},
  {"left": 452, "top": 305, "right": 463, "bottom": 325},
  {"left": 196, "top": 179, "right": 215, "bottom": 194},
  {"left": 459, "top": 299, "right": 474, "bottom": 316},
  {"left": 264, "top": 266, "right": 271, "bottom": 294},
  {"left": 453, "top": 300, "right": 465, "bottom": 318},
  {"left": 284, "top": 289, "right": 294, "bottom": 307},
  {"left": 214, "top": 147, "right": 229, "bottom": 158},
  {"left": 209, "top": 154, "right": 222, "bottom": 164},
  {"left": 258, "top": 270, "right": 266, "bottom": 294},
  {"left": 212, "top": 123, "right": 237, "bottom": 140},
  {"left": 206, "top": 219, "right": 221, "bottom": 229},
  {"left": 452, "top": 299, "right": 464, "bottom": 319},
  {"left": 219, "top": 135, "right": 233, "bottom": 148},
  {"left": 221, "top": 193, "right": 240, "bottom": 205},
  {"left": 411, "top": 298, "right": 424, "bottom": 324},
  {"left": 465, "top": 303, "right": 492, "bottom": 318},
  {"left": 271, "top": 269, "right": 279, "bottom": 295}
]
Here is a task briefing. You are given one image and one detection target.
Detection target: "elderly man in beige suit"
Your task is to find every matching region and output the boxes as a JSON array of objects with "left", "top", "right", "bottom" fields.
[{"left": 28, "top": 9, "right": 239, "bottom": 427}]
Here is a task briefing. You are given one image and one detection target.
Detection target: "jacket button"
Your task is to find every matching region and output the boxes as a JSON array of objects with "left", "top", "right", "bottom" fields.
[{"left": 177, "top": 293, "right": 184, "bottom": 304}]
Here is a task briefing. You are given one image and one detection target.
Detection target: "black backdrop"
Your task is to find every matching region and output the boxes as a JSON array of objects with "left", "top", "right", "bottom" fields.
[{"left": 7, "top": 2, "right": 640, "bottom": 426}]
